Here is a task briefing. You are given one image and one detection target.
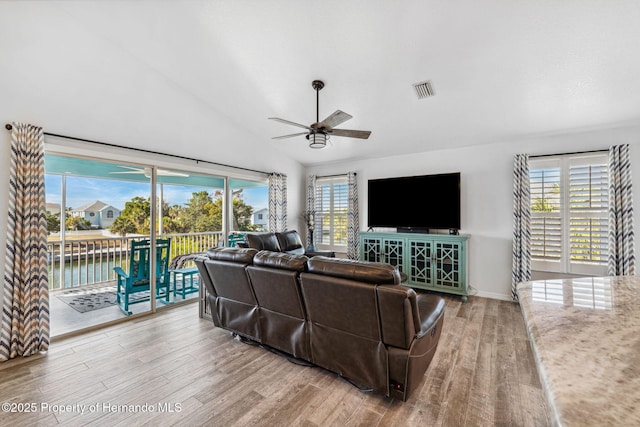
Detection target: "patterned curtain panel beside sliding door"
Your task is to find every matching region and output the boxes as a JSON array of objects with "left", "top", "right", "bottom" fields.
[
  {"left": 512, "top": 154, "right": 531, "bottom": 301},
  {"left": 1, "top": 122, "right": 50, "bottom": 362},
  {"left": 268, "top": 173, "right": 288, "bottom": 232},
  {"left": 306, "top": 175, "right": 317, "bottom": 248},
  {"left": 347, "top": 172, "right": 359, "bottom": 260},
  {"left": 608, "top": 144, "right": 635, "bottom": 276}
]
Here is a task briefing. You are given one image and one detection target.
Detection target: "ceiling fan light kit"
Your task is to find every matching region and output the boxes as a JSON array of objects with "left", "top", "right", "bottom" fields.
[
  {"left": 269, "top": 80, "right": 371, "bottom": 149},
  {"left": 307, "top": 131, "right": 328, "bottom": 149}
]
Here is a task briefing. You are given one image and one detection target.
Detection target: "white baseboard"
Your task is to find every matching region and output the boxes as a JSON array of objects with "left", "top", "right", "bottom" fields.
[{"left": 473, "top": 290, "right": 514, "bottom": 301}]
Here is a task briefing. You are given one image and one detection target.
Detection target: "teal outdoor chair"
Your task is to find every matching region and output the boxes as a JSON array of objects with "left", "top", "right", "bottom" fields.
[
  {"left": 114, "top": 238, "right": 171, "bottom": 315},
  {"left": 228, "top": 232, "right": 246, "bottom": 247}
]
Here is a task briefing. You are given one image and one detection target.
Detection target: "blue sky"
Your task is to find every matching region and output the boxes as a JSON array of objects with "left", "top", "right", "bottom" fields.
[{"left": 45, "top": 175, "right": 268, "bottom": 212}]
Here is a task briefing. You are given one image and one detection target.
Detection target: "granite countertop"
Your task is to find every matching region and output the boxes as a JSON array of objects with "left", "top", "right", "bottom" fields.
[{"left": 517, "top": 276, "right": 640, "bottom": 427}]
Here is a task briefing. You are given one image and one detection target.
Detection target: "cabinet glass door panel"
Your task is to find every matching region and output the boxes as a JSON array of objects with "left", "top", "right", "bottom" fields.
[
  {"left": 384, "top": 238, "right": 405, "bottom": 272},
  {"left": 435, "top": 242, "right": 461, "bottom": 288},
  {"left": 409, "top": 239, "right": 432, "bottom": 285},
  {"left": 362, "top": 237, "right": 383, "bottom": 263}
]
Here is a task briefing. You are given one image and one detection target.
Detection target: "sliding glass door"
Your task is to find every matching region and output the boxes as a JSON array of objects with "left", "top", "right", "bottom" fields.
[
  {"left": 45, "top": 154, "right": 155, "bottom": 335},
  {"left": 154, "top": 168, "right": 226, "bottom": 307},
  {"left": 44, "top": 152, "right": 269, "bottom": 336}
]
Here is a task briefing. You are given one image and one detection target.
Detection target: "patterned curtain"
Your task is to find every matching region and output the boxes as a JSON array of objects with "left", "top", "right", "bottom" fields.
[
  {"left": 512, "top": 154, "right": 531, "bottom": 301},
  {"left": 268, "top": 173, "right": 287, "bottom": 232},
  {"left": 608, "top": 144, "right": 635, "bottom": 276},
  {"left": 347, "top": 172, "right": 359, "bottom": 259},
  {"left": 1, "top": 123, "right": 50, "bottom": 362},
  {"left": 306, "top": 175, "right": 317, "bottom": 248}
]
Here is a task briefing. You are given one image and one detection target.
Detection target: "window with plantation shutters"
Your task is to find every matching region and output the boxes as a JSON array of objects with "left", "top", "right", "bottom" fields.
[
  {"left": 315, "top": 176, "right": 348, "bottom": 248},
  {"left": 530, "top": 164, "right": 562, "bottom": 261},
  {"left": 530, "top": 153, "right": 609, "bottom": 276},
  {"left": 569, "top": 158, "right": 608, "bottom": 265}
]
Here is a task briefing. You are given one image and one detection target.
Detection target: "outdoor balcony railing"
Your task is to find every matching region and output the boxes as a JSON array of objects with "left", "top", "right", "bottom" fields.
[{"left": 47, "top": 231, "right": 224, "bottom": 290}]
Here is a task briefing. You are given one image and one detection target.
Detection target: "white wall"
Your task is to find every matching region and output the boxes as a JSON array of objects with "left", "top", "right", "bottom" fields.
[{"left": 308, "top": 124, "right": 640, "bottom": 300}]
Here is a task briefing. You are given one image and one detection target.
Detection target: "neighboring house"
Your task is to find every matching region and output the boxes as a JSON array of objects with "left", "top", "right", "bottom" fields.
[
  {"left": 69, "top": 200, "right": 121, "bottom": 229},
  {"left": 45, "top": 203, "right": 61, "bottom": 215},
  {"left": 252, "top": 208, "right": 268, "bottom": 230}
]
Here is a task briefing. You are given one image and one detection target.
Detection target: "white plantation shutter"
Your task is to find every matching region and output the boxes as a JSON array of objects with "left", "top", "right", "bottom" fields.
[
  {"left": 530, "top": 153, "right": 608, "bottom": 275},
  {"left": 530, "top": 164, "right": 562, "bottom": 261},
  {"left": 569, "top": 158, "right": 608, "bottom": 265},
  {"left": 315, "top": 176, "right": 348, "bottom": 247}
]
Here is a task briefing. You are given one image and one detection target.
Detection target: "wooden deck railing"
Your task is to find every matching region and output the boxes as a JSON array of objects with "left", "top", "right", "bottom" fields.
[{"left": 47, "top": 231, "right": 224, "bottom": 290}]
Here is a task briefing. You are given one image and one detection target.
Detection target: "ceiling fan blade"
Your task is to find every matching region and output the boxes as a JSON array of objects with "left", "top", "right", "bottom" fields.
[
  {"left": 272, "top": 132, "right": 309, "bottom": 140},
  {"left": 269, "top": 117, "right": 312, "bottom": 130},
  {"left": 318, "top": 110, "right": 352, "bottom": 129},
  {"left": 330, "top": 129, "right": 371, "bottom": 139}
]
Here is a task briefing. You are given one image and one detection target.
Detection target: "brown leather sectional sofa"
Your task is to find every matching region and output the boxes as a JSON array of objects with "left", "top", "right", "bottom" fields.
[{"left": 195, "top": 247, "right": 445, "bottom": 401}]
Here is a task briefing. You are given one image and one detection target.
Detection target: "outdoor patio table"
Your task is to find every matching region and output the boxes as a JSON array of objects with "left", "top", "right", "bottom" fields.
[{"left": 170, "top": 266, "right": 200, "bottom": 298}]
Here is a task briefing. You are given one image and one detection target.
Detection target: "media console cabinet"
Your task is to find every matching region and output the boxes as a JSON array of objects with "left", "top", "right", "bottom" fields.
[{"left": 359, "top": 232, "right": 469, "bottom": 301}]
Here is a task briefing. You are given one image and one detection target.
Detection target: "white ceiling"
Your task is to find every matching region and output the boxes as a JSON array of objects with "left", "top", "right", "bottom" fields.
[{"left": 3, "top": 1, "right": 640, "bottom": 166}]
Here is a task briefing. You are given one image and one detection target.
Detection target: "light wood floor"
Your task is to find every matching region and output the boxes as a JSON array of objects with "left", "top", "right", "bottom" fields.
[{"left": 0, "top": 295, "right": 551, "bottom": 426}]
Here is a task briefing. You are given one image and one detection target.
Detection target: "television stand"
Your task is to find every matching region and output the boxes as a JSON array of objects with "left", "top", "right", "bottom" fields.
[{"left": 359, "top": 231, "right": 469, "bottom": 301}]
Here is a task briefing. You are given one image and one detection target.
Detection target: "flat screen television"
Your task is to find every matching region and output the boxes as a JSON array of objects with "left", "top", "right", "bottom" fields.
[{"left": 367, "top": 172, "right": 461, "bottom": 232}]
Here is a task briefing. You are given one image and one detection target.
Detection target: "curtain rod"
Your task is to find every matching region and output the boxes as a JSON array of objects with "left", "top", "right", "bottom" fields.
[
  {"left": 530, "top": 148, "right": 608, "bottom": 158},
  {"left": 317, "top": 173, "right": 355, "bottom": 178},
  {"left": 5, "top": 123, "right": 270, "bottom": 176}
]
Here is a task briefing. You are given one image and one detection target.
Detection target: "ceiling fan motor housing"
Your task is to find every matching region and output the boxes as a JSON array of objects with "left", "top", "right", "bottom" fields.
[{"left": 268, "top": 79, "right": 371, "bottom": 145}]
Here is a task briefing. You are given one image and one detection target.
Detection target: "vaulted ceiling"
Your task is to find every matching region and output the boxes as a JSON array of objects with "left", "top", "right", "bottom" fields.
[{"left": 2, "top": 1, "right": 640, "bottom": 166}]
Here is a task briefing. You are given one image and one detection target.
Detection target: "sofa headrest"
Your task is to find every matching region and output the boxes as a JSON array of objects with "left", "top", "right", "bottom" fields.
[
  {"left": 254, "top": 250, "right": 308, "bottom": 272},
  {"left": 306, "top": 257, "right": 401, "bottom": 285},
  {"left": 206, "top": 247, "right": 258, "bottom": 264},
  {"left": 245, "top": 232, "right": 282, "bottom": 252},
  {"left": 275, "top": 230, "right": 304, "bottom": 252}
]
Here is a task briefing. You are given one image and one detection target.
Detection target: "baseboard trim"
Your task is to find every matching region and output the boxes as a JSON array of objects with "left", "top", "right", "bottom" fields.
[{"left": 474, "top": 290, "right": 514, "bottom": 301}]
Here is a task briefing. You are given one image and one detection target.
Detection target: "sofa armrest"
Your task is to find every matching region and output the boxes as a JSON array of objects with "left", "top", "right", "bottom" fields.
[
  {"left": 387, "top": 306, "right": 445, "bottom": 401},
  {"left": 415, "top": 294, "right": 446, "bottom": 339},
  {"left": 386, "top": 296, "right": 445, "bottom": 401}
]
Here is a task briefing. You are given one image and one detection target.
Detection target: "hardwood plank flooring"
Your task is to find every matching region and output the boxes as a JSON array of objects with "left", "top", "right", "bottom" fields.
[{"left": 0, "top": 295, "right": 551, "bottom": 426}]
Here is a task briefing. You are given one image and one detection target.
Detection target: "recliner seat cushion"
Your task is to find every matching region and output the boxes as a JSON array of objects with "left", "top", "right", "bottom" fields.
[
  {"left": 299, "top": 272, "right": 388, "bottom": 393},
  {"left": 245, "top": 233, "right": 282, "bottom": 252},
  {"left": 247, "top": 264, "right": 310, "bottom": 359},
  {"left": 376, "top": 285, "right": 420, "bottom": 349},
  {"left": 275, "top": 230, "right": 305, "bottom": 255},
  {"left": 201, "top": 247, "right": 261, "bottom": 342}
]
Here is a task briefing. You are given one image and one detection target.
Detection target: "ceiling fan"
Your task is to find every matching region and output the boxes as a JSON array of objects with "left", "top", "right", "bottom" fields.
[{"left": 269, "top": 80, "right": 371, "bottom": 149}]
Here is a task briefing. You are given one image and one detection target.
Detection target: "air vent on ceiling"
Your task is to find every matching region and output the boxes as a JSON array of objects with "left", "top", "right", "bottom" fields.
[{"left": 413, "top": 80, "right": 435, "bottom": 99}]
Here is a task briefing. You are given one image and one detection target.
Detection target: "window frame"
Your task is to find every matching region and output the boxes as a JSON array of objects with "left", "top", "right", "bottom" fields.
[
  {"left": 529, "top": 153, "right": 609, "bottom": 276},
  {"left": 315, "top": 175, "right": 349, "bottom": 251}
]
